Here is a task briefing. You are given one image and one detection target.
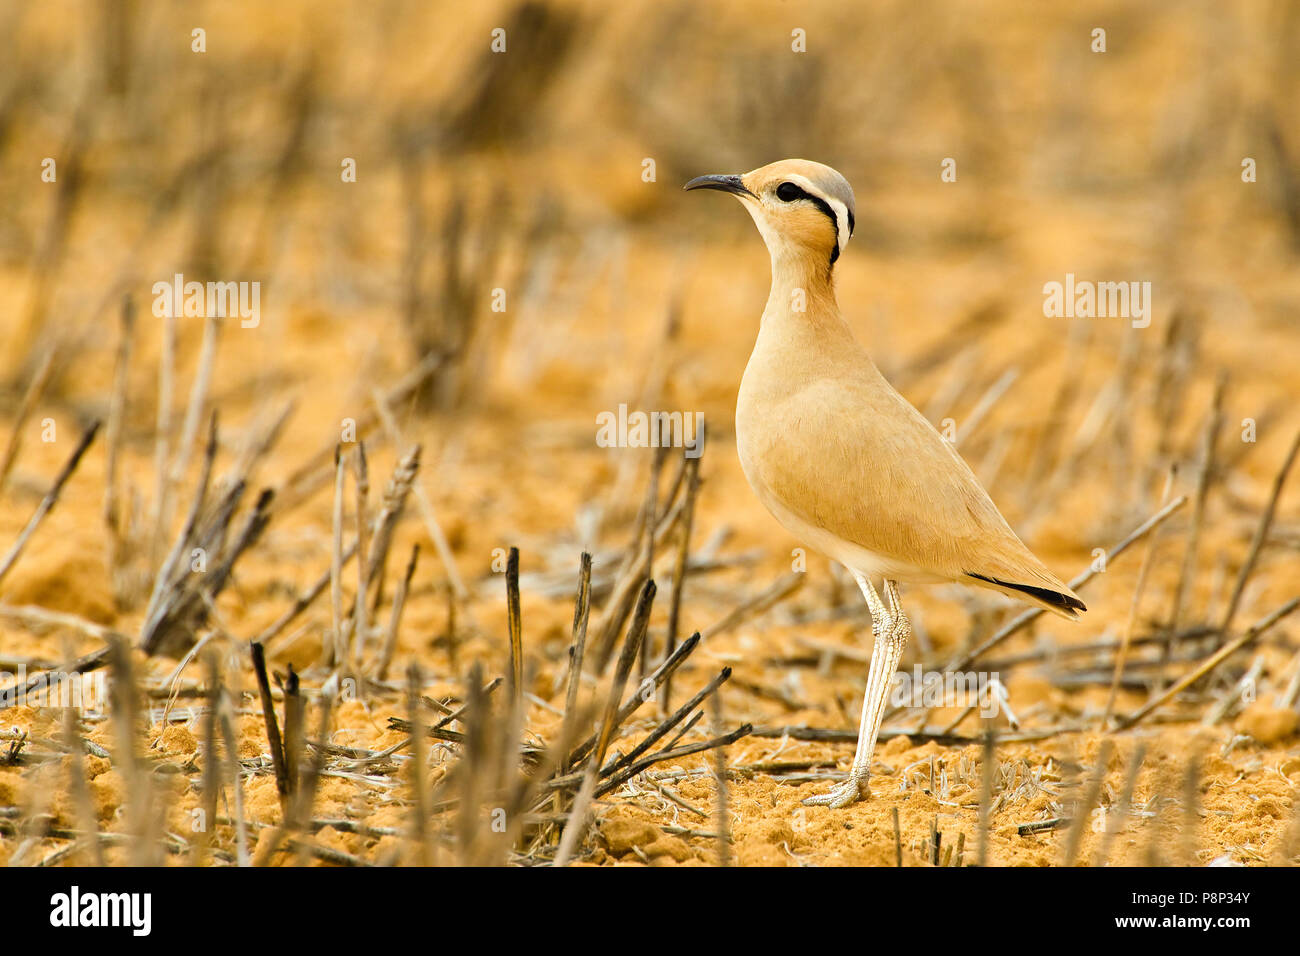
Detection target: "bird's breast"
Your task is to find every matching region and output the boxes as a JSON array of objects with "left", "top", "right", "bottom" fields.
[{"left": 734, "top": 339, "right": 825, "bottom": 542}]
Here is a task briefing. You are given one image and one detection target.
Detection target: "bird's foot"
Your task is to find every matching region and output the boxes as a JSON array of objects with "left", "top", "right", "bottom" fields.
[{"left": 802, "top": 775, "right": 869, "bottom": 808}]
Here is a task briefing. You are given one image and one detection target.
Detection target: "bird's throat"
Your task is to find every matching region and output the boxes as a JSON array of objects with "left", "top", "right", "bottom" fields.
[{"left": 762, "top": 254, "right": 841, "bottom": 333}]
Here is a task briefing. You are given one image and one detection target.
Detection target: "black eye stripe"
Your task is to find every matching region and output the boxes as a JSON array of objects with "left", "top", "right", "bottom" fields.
[
  {"left": 774, "top": 181, "right": 845, "bottom": 261},
  {"left": 805, "top": 195, "right": 840, "bottom": 236},
  {"left": 773, "top": 180, "right": 851, "bottom": 268}
]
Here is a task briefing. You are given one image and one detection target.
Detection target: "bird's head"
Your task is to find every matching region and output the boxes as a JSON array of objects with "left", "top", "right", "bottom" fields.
[{"left": 685, "top": 159, "right": 856, "bottom": 275}]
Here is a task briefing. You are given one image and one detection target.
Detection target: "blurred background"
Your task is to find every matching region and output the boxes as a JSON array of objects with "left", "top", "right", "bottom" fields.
[{"left": 0, "top": 0, "right": 1298, "bottom": 866}]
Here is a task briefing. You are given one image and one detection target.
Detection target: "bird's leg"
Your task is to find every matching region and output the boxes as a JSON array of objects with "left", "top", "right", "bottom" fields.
[{"left": 803, "top": 575, "right": 911, "bottom": 808}]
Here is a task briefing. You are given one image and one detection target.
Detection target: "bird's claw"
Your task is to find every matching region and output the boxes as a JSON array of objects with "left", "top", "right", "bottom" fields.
[{"left": 802, "top": 776, "right": 869, "bottom": 808}]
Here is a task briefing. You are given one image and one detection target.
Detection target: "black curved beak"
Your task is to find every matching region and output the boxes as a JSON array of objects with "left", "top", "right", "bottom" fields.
[{"left": 683, "top": 174, "right": 755, "bottom": 198}]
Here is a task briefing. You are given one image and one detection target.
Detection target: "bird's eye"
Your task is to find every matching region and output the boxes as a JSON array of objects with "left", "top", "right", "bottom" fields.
[{"left": 775, "top": 182, "right": 803, "bottom": 203}]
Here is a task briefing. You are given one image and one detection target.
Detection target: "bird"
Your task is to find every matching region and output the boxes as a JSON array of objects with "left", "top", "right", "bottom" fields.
[{"left": 685, "top": 159, "right": 1085, "bottom": 808}]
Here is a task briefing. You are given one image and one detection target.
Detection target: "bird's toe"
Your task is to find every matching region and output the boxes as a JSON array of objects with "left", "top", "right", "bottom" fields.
[{"left": 802, "top": 778, "right": 869, "bottom": 808}]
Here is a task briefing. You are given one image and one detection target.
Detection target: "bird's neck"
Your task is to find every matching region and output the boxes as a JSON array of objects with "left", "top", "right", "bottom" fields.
[{"left": 761, "top": 253, "right": 849, "bottom": 338}]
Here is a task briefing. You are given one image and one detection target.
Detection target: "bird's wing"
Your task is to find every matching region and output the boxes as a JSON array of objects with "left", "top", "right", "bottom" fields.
[{"left": 746, "top": 368, "right": 1081, "bottom": 613}]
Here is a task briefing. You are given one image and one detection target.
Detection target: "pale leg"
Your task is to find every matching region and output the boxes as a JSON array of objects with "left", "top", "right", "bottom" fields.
[{"left": 803, "top": 575, "right": 911, "bottom": 808}]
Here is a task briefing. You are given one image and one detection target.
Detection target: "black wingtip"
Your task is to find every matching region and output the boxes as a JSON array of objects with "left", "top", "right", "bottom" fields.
[{"left": 967, "top": 573, "right": 1086, "bottom": 617}]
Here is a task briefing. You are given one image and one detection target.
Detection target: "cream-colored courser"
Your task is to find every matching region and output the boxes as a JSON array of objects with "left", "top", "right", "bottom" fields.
[{"left": 686, "top": 159, "right": 1085, "bottom": 808}]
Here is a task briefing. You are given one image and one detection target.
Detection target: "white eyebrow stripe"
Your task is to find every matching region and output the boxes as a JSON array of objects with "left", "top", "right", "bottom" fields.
[
  {"left": 823, "top": 196, "right": 852, "bottom": 251},
  {"left": 783, "top": 174, "right": 851, "bottom": 252}
]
